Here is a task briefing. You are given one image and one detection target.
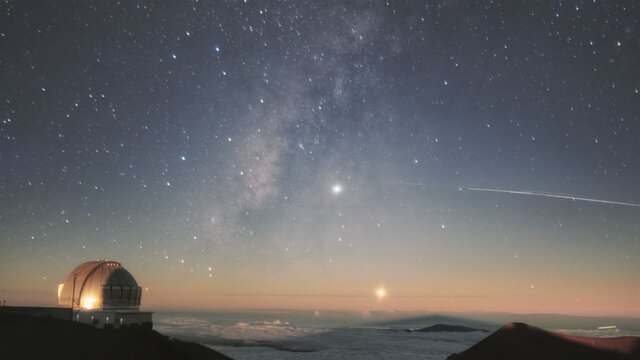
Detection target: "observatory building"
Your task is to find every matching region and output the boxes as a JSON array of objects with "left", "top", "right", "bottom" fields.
[{"left": 58, "top": 260, "right": 152, "bottom": 329}]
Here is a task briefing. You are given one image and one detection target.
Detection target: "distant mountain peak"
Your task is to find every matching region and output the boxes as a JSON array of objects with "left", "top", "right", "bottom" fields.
[
  {"left": 448, "top": 322, "right": 640, "bottom": 360},
  {"left": 413, "top": 324, "right": 489, "bottom": 333}
]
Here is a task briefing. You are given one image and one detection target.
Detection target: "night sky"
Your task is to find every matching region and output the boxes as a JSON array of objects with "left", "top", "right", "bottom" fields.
[{"left": 1, "top": 1, "right": 638, "bottom": 315}]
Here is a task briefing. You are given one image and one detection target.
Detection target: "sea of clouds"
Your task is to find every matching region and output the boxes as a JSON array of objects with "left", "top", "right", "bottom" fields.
[
  {"left": 154, "top": 314, "right": 488, "bottom": 359},
  {"left": 153, "top": 311, "right": 640, "bottom": 359}
]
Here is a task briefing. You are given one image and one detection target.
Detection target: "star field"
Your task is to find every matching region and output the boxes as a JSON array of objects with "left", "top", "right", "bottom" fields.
[{"left": 1, "top": 0, "right": 639, "bottom": 314}]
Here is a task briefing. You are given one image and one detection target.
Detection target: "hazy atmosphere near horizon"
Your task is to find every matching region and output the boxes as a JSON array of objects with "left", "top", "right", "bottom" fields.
[{"left": 1, "top": 0, "right": 639, "bottom": 317}]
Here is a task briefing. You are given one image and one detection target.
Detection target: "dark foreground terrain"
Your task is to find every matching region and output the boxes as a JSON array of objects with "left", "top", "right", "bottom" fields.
[
  {"left": 449, "top": 322, "right": 640, "bottom": 360},
  {"left": 0, "top": 313, "right": 231, "bottom": 360}
]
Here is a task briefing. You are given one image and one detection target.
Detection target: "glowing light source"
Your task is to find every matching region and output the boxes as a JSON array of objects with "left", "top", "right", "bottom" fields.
[
  {"left": 82, "top": 297, "right": 97, "bottom": 310},
  {"left": 332, "top": 183, "right": 343, "bottom": 195},
  {"left": 598, "top": 325, "right": 617, "bottom": 330},
  {"left": 376, "top": 287, "right": 386, "bottom": 300}
]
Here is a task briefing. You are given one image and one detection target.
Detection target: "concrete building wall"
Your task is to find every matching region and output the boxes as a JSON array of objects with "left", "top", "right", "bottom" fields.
[
  {"left": 115, "top": 311, "right": 153, "bottom": 329},
  {"left": 72, "top": 310, "right": 152, "bottom": 329}
]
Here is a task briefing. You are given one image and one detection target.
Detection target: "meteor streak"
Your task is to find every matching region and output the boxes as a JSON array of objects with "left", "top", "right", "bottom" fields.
[
  {"left": 373, "top": 180, "right": 431, "bottom": 187},
  {"left": 467, "top": 187, "right": 640, "bottom": 208}
]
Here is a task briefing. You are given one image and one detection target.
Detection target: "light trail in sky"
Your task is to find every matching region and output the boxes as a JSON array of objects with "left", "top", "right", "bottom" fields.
[
  {"left": 375, "top": 181, "right": 431, "bottom": 187},
  {"left": 467, "top": 187, "right": 640, "bottom": 208}
]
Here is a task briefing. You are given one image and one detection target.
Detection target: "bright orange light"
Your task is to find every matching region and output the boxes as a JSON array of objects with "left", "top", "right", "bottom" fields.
[
  {"left": 376, "top": 287, "right": 386, "bottom": 300},
  {"left": 82, "top": 297, "right": 97, "bottom": 310}
]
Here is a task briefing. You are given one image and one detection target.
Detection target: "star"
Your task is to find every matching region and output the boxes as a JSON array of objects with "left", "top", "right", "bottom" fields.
[{"left": 332, "top": 183, "right": 343, "bottom": 195}]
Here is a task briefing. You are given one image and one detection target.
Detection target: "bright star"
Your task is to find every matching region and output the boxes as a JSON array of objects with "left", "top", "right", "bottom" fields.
[{"left": 332, "top": 183, "right": 343, "bottom": 195}]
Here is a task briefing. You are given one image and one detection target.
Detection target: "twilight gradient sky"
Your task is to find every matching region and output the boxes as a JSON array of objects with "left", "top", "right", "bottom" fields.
[{"left": 1, "top": 0, "right": 639, "bottom": 316}]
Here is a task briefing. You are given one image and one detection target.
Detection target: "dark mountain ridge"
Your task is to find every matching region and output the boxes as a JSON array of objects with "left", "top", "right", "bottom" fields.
[
  {"left": 412, "top": 324, "right": 489, "bottom": 333},
  {"left": 0, "top": 312, "right": 231, "bottom": 360},
  {"left": 449, "top": 322, "right": 640, "bottom": 360}
]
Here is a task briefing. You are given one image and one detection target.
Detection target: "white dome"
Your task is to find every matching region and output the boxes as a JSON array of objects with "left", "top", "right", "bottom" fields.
[{"left": 58, "top": 261, "right": 142, "bottom": 310}]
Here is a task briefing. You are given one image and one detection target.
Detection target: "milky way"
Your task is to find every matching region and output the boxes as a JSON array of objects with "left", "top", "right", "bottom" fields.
[{"left": 1, "top": 1, "right": 639, "bottom": 314}]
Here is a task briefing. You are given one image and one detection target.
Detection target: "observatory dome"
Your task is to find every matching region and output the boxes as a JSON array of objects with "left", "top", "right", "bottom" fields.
[{"left": 58, "top": 261, "right": 142, "bottom": 310}]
